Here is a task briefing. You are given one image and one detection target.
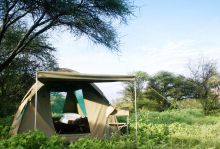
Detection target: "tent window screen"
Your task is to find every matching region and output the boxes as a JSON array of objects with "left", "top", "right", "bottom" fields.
[
  {"left": 50, "top": 92, "right": 67, "bottom": 116},
  {"left": 50, "top": 90, "right": 90, "bottom": 134}
]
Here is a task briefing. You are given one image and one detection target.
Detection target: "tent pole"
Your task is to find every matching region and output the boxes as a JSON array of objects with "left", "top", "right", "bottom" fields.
[
  {"left": 34, "top": 71, "right": 38, "bottom": 129},
  {"left": 134, "top": 81, "right": 138, "bottom": 147},
  {"left": 126, "top": 116, "right": 129, "bottom": 136}
]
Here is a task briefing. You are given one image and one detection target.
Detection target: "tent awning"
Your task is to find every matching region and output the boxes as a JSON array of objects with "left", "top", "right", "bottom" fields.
[{"left": 37, "top": 71, "right": 135, "bottom": 82}]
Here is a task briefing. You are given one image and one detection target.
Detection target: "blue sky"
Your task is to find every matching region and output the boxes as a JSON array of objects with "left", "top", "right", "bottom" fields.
[{"left": 49, "top": 0, "right": 220, "bottom": 101}]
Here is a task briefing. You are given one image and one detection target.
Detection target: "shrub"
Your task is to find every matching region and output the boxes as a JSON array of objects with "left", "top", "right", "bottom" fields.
[
  {"left": 0, "top": 116, "right": 13, "bottom": 140},
  {"left": 0, "top": 130, "right": 68, "bottom": 149},
  {"left": 69, "top": 135, "right": 135, "bottom": 149},
  {"left": 177, "top": 99, "right": 202, "bottom": 109},
  {"left": 201, "top": 93, "right": 220, "bottom": 115}
]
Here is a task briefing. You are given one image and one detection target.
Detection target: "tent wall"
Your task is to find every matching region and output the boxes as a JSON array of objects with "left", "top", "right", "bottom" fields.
[
  {"left": 18, "top": 86, "right": 55, "bottom": 135},
  {"left": 83, "top": 99, "right": 109, "bottom": 138},
  {"left": 11, "top": 82, "right": 43, "bottom": 135},
  {"left": 79, "top": 86, "right": 114, "bottom": 138},
  {"left": 11, "top": 80, "right": 118, "bottom": 139}
]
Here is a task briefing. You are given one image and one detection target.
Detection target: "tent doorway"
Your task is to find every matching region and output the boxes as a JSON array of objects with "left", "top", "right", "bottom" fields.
[{"left": 50, "top": 90, "right": 90, "bottom": 134}]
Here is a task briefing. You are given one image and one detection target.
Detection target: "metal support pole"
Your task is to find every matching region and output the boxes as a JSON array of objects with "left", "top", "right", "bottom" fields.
[
  {"left": 34, "top": 71, "right": 38, "bottom": 129},
  {"left": 126, "top": 116, "right": 129, "bottom": 136},
  {"left": 134, "top": 81, "right": 138, "bottom": 147},
  {"left": 126, "top": 115, "right": 129, "bottom": 148}
]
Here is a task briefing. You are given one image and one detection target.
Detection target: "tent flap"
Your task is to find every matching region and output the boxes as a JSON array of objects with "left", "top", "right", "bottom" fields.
[{"left": 74, "top": 89, "right": 87, "bottom": 117}]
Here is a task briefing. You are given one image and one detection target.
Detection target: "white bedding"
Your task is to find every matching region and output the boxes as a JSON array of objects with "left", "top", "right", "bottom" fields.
[{"left": 60, "top": 113, "right": 81, "bottom": 124}]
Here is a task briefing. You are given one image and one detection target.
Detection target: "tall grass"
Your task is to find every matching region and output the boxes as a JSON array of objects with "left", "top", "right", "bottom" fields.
[{"left": 131, "top": 108, "right": 220, "bottom": 148}]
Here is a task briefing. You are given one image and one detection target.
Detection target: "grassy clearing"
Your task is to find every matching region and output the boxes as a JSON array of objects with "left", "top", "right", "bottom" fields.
[{"left": 133, "top": 108, "right": 220, "bottom": 148}]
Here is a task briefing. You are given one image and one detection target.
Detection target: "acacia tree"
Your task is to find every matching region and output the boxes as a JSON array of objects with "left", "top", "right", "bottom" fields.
[
  {"left": 188, "top": 59, "right": 217, "bottom": 98},
  {"left": 0, "top": 26, "right": 57, "bottom": 116},
  {"left": 0, "top": 0, "right": 133, "bottom": 72},
  {"left": 188, "top": 58, "right": 219, "bottom": 114},
  {"left": 144, "top": 71, "right": 197, "bottom": 111}
]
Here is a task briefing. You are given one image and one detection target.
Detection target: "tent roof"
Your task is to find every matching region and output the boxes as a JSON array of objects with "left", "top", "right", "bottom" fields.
[{"left": 37, "top": 71, "right": 135, "bottom": 82}]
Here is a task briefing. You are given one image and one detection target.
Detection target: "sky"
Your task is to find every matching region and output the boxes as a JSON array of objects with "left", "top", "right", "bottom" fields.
[{"left": 49, "top": 0, "right": 220, "bottom": 101}]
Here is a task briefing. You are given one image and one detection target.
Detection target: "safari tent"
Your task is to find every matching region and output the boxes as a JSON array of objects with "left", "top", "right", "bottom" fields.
[{"left": 11, "top": 71, "right": 137, "bottom": 140}]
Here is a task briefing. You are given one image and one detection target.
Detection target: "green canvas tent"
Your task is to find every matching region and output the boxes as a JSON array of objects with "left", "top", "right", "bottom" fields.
[{"left": 11, "top": 71, "right": 137, "bottom": 140}]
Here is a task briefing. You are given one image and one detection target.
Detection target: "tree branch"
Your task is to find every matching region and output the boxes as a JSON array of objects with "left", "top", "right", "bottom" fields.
[
  {"left": 0, "top": 12, "right": 47, "bottom": 71},
  {"left": 0, "top": 0, "right": 28, "bottom": 47},
  {"left": 14, "top": 12, "right": 46, "bottom": 51},
  {"left": 7, "top": 11, "right": 29, "bottom": 27},
  {"left": 18, "top": 21, "right": 54, "bottom": 54},
  {"left": 8, "top": 0, "right": 19, "bottom": 12},
  {"left": 0, "top": 17, "right": 54, "bottom": 72},
  {"left": 0, "top": 0, "right": 10, "bottom": 45}
]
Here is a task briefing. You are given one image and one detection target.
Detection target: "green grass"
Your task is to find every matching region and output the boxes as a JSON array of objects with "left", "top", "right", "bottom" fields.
[
  {"left": 131, "top": 108, "right": 220, "bottom": 148},
  {"left": 177, "top": 99, "right": 202, "bottom": 109}
]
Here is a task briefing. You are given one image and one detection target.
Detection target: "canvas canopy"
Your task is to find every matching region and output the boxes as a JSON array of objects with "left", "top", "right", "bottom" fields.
[
  {"left": 37, "top": 71, "right": 135, "bottom": 82},
  {"left": 11, "top": 71, "right": 136, "bottom": 140}
]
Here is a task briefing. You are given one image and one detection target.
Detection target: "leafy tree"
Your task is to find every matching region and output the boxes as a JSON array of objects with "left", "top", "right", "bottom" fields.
[
  {"left": 188, "top": 58, "right": 220, "bottom": 114},
  {"left": 209, "top": 74, "right": 220, "bottom": 93},
  {"left": 144, "top": 71, "right": 196, "bottom": 111},
  {"left": 0, "top": 26, "right": 57, "bottom": 116},
  {"left": 188, "top": 59, "right": 217, "bottom": 98},
  {"left": 121, "top": 71, "right": 149, "bottom": 108},
  {"left": 0, "top": 0, "right": 133, "bottom": 72}
]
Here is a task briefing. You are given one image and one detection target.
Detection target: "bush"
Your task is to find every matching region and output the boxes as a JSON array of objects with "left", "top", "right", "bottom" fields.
[
  {"left": 177, "top": 99, "right": 202, "bottom": 109},
  {"left": 201, "top": 93, "right": 220, "bottom": 115},
  {"left": 69, "top": 135, "right": 135, "bottom": 149},
  {"left": 0, "top": 116, "right": 13, "bottom": 140},
  {"left": 130, "top": 108, "right": 220, "bottom": 148},
  {"left": 0, "top": 130, "right": 68, "bottom": 149},
  {"left": 137, "top": 123, "right": 169, "bottom": 146}
]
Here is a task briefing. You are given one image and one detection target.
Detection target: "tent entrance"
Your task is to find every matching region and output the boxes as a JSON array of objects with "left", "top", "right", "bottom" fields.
[{"left": 50, "top": 90, "right": 90, "bottom": 134}]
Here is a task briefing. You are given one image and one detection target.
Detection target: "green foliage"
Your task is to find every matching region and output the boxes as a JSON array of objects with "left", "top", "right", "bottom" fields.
[
  {"left": 136, "top": 108, "right": 218, "bottom": 125},
  {"left": 137, "top": 123, "right": 169, "bottom": 145},
  {"left": 201, "top": 93, "right": 220, "bottom": 115},
  {"left": 0, "top": 0, "right": 133, "bottom": 72},
  {"left": 0, "top": 130, "right": 68, "bottom": 149},
  {"left": 177, "top": 99, "right": 202, "bottom": 109},
  {"left": 130, "top": 108, "right": 220, "bottom": 148},
  {"left": 41, "top": 135, "right": 68, "bottom": 149},
  {"left": 69, "top": 135, "right": 135, "bottom": 149},
  {"left": 0, "top": 131, "right": 47, "bottom": 149},
  {"left": 144, "top": 71, "right": 197, "bottom": 111},
  {"left": 0, "top": 25, "right": 58, "bottom": 117},
  {"left": 0, "top": 116, "right": 13, "bottom": 140},
  {"left": 188, "top": 59, "right": 220, "bottom": 114},
  {"left": 120, "top": 71, "right": 200, "bottom": 112}
]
